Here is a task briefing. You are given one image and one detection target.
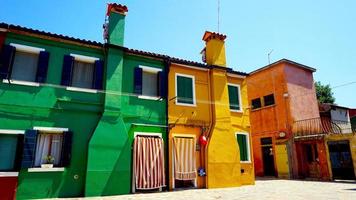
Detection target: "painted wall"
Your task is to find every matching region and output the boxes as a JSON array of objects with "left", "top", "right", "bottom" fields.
[
  {"left": 85, "top": 49, "right": 167, "bottom": 196},
  {"left": 227, "top": 76, "right": 254, "bottom": 185},
  {"left": 168, "top": 63, "right": 212, "bottom": 189},
  {"left": 1, "top": 32, "right": 104, "bottom": 199}
]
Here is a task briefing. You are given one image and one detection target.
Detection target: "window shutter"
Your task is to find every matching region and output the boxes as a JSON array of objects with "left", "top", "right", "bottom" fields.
[
  {"left": 237, "top": 134, "right": 248, "bottom": 161},
  {"left": 157, "top": 71, "right": 167, "bottom": 98},
  {"left": 60, "top": 131, "right": 73, "bottom": 167},
  {"left": 228, "top": 85, "right": 240, "bottom": 110},
  {"left": 61, "top": 55, "right": 74, "bottom": 86},
  {"left": 93, "top": 60, "right": 104, "bottom": 90},
  {"left": 21, "top": 130, "right": 38, "bottom": 168},
  {"left": 35, "top": 51, "right": 50, "bottom": 83},
  {"left": 0, "top": 44, "right": 15, "bottom": 79},
  {"left": 134, "top": 67, "right": 143, "bottom": 95}
]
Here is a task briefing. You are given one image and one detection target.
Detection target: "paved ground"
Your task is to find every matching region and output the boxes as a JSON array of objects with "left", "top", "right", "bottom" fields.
[{"left": 61, "top": 179, "right": 356, "bottom": 200}]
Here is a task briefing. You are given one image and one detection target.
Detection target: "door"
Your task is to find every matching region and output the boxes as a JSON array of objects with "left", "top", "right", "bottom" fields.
[
  {"left": 328, "top": 140, "right": 355, "bottom": 180},
  {"left": 261, "top": 137, "right": 275, "bottom": 176},
  {"left": 275, "top": 144, "right": 289, "bottom": 178}
]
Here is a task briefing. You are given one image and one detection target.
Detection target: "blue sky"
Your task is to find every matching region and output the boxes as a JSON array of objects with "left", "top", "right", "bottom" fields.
[{"left": 1, "top": 0, "right": 355, "bottom": 107}]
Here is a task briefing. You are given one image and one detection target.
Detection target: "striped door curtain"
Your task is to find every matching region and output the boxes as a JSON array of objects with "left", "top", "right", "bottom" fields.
[
  {"left": 133, "top": 136, "right": 166, "bottom": 190},
  {"left": 173, "top": 137, "right": 197, "bottom": 180}
]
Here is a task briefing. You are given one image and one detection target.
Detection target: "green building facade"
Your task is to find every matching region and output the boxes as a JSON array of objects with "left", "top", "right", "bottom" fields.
[{"left": 0, "top": 4, "right": 167, "bottom": 199}]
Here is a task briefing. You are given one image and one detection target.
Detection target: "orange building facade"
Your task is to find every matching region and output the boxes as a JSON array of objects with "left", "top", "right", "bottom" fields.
[{"left": 247, "top": 59, "right": 330, "bottom": 179}]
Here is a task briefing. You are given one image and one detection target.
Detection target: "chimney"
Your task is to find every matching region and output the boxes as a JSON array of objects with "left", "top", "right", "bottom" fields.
[
  {"left": 202, "top": 31, "right": 227, "bottom": 67},
  {"left": 105, "top": 3, "right": 128, "bottom": 46}
]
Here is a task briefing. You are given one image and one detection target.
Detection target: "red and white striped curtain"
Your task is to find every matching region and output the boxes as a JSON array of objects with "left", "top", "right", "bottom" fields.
[
  {"left": 173, "top": 137, "right": 197, "bottom": 180},
  {"left": 133, "top": 136, "right": 166, "bottom": 190}
]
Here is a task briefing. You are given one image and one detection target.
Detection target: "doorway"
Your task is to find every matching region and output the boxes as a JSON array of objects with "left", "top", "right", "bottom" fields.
[
  {"left": 328, "top": 140, "right": 355, "bottom": 180},
  {"left": 261, "top": 137, "right": 276, "bottom": 176}
]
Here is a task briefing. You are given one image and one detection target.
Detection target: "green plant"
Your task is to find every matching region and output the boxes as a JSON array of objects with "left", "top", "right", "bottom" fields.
[{"left": 43, "top": 155, "right": 55, "bottom": 164}]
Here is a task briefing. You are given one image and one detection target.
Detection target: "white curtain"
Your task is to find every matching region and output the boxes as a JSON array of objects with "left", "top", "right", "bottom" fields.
[
  {"left": 34, "top": 134, "right": 63, "bottom": 166},
  {"left": 142, "top": 71, "right": 158, "bottom": 97},
  {"left": 71, "top": 61, "right": 94, "bottom": 89},
  {"left": 11, "top": 51, "right": 38, "bottom": 82}
]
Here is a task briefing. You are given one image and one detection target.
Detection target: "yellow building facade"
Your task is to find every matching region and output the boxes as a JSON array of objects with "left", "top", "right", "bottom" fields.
[{"left": 168, "top": 31, "right": 254, "bottom": 190}]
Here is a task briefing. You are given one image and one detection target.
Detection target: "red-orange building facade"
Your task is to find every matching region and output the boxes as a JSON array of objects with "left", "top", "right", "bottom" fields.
[{"left": 247, "top": 59, "right": 330, "bottom": 179}]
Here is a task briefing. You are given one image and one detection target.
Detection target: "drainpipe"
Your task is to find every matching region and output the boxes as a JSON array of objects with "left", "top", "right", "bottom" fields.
[
  {"left": 164, "top": 58, "right": 171, "bottom": 191},
  {"left": 204, "top": 67, "right": 216, "bottom": 188}
]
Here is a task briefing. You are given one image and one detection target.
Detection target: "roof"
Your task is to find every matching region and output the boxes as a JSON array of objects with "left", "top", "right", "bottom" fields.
[
  {"left": 249, "top": 59, "right": 316, "bottom": 75},
  {"left": 0, "top": 22, "right": 248, "bottom": 76},
  {"left": 319, "top": 103, "right": 350, "bottom": 112}
]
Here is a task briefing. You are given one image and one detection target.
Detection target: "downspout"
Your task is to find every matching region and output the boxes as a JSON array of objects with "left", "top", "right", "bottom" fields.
[
  {"left": 164, "top": 58, "right": 171, "bottom": 191},
  {"left": 204, "top": 67, "right": 216, "bottom": 188}
]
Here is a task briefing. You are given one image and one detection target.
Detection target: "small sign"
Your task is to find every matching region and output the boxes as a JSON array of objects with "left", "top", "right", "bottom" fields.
[{"left": 198, "top": 167, "right": 206, "bottom": 177}]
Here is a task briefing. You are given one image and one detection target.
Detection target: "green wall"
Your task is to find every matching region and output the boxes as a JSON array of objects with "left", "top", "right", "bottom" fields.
[
  {"left": 85, "top": 50, "right": 167, "bottom": 196},
  {"left": 0, "top": 33, "right": 104, "bottom": 199}
]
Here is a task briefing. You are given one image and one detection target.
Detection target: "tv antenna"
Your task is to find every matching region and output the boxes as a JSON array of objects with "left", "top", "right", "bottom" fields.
[
  {"left": 217, "top": 0, "right": 220, "bottom": 33},
  {"left": 268, "top": 49, "right": 274, "bottom": 64}
]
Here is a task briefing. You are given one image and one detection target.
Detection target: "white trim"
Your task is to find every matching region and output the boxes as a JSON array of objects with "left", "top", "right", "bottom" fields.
[
  {"left": 172, "top": 63, "right": 209, "bottom": 71},
  {"left": 0, "top": 172, "right": 19, "bottom": 177},
  {"left": 2, "top": 79, "right": 40, "bottom": 87},
  {"left": 171, "top": 133, "right": 197, "bottom": 189},
  {"left": 228, "top": 83, "right": 243, "bottom": 112},
  {"left": 66, "top": 87, "right": 98, "bottom": 93},
  {"left": 227, "top": 73, "right": 246, "bottom": 79},
  {"left": 235, "top": 132, "right": 252, "bottom": 163},
  {"left": 0, "top": 28, "right": 7, "bottom": 32},
  {"left": 139, "top": 65, "right": 162, "bottom": 73},
  {"left": 10, "top": 43, "right": 45, "bottom": 54},
  {"left": 175, "top": 73, "right": 196, "bottom": 107},
  {"left": 28, "top": 167, "right": 65, "bottom": 172},
  {"left": 134, "top": 132, "right": 162, "bottom": 138},
  {"left": 0, "top": 129, "right": 25, "bottom": 135},
  {"left": 138, "top": 95, "right": 161, "bottom": 101},
  {"left": 70, "top": 53, "right": 99, "bottom": 63},
  {"left": 33, "top": 127, "right": 68, "bottom": 133}
]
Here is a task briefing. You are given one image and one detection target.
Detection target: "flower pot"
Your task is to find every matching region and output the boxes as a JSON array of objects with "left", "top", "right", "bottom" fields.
[{"left": 41, "top": 164, "right": 53, "bottom": 168}]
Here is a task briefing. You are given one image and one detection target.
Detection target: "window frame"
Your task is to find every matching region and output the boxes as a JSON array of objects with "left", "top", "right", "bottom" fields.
[
  {"left": 251, "top": 98, "right": 262, "bottom": 110},
  {"left": 175, "top": 73, "right": 196, "bottom": 107},
  {"left": 227, "top": 83, "right": 243, "bottom": 112},
  {"left": 235, "top": 132, "right": 251, "bottom": 163},
  {"left": 2, "top": 43, "right": 45, "bottom": 87},
  {"left": 0, "top": 129, "right": 25, "bottom": 176},
  {"left": 263, "top": 94, "right": 275, "bottom": 107},
  {"left": 138, "top": 65, "right": 162, "bottom": 100}
]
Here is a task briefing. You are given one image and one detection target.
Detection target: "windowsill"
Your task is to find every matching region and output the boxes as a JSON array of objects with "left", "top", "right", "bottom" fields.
[
  {"left": 176, "top": 102, "right": 196, "bottom": 107},
  {"left": 0, "top": 172, "right": 19, "bottom": 177},
  {"left": 230, "top": 109, "right": 243, "bottom": 113},
  {"left": 2, "top": 79, "right": 40, "bottom": 87},
  {"left": 66, "top": 86, "right": 98, "bottom": 93},
  {"left": 28, "top": 167, "right": 65, "bottom": 172},
  {"left": 251, "top": 104, "right": 276, "bottom": 112},
  {"left": 240, "top": 161, "right": 252, "bottom": 164},
  {"left": 138, "top": 95, "right": 161, "bottom": 101}
]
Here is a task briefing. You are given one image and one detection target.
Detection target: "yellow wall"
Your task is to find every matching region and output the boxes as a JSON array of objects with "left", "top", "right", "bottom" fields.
[
  {"left": 227, "top": 76, "right": 254, "bottom": 185},
  {"left": 205, "top": 39, "right": 227, "bottom": 67},
  {"left": 324, "top": 133, "right": 356, "bottom": 178},
  {"left": 168, "top": 63, "right": 212, "bottom": 189}
]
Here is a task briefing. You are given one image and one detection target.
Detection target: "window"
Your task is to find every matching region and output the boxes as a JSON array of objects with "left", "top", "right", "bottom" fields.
[
  {"left": 236, "top": 133, "right": 251, "bottom": 162},
  {"left": 34, "top": 133, "right": 63, "bottom": 167},
  {"left": 305, "top": 144, "right": 318, "bottom": 163},
  {"left": 61, "top": 54, "right": 104, "bottom": 90},
  {"left": 0, "top": 43, "right": 49, "bottom": 83},
  {"left": 251, "top": 98, "right": 262, "bottom": 110},
  {"left": 0, "top": 134, "right": 21, "bottom": 171},
  {"left": 264, "top": 94, "right": 275, "bottom": 106},
  {"left": 133, "top": 66, "right": 165, "bottom": 99},
  {"left": 176, "top": 74, "right": 195, "bottom": 105},
  {"left": 228, "top": 84, "right": 242, "bottom": 111},
  {"left": 71, "top": 60, "right": 95, "bottom": 89},
  {"left": 21, "top": 129, "right": 73, "bottom": 168}
]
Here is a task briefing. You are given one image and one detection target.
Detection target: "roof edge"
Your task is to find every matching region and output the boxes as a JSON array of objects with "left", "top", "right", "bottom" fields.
[{"left": 250, "top": 59, "right": 316, "bottom": 75}]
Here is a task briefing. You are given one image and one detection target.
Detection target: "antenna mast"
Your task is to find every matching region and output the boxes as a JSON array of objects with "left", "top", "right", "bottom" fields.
[{"left": 217, "top": 0, "right": 220, "bottom": 33}]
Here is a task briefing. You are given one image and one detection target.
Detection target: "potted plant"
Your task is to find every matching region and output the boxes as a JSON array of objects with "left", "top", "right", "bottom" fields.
[{"left": 41, "top": 155, "right": 55, "bottom": 168}]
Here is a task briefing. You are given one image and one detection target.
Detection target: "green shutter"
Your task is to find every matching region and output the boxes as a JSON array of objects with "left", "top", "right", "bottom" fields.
[
  {"left": 228, "top": 85, "right": 240, "bottom": 110},
  {"left": 177, "top": 76, "right": 194, "bottom": 104},
  {"left": 0, "top": 134, "right": 18, "bottom": 171},
  {"left": 237, "top": 134, "right": 248, "bottom": 161}
]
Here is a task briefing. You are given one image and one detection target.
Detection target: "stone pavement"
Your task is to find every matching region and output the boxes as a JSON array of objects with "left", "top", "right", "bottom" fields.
[{"left": 59, "top": 179, "right": 356, "bottom": 200}]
